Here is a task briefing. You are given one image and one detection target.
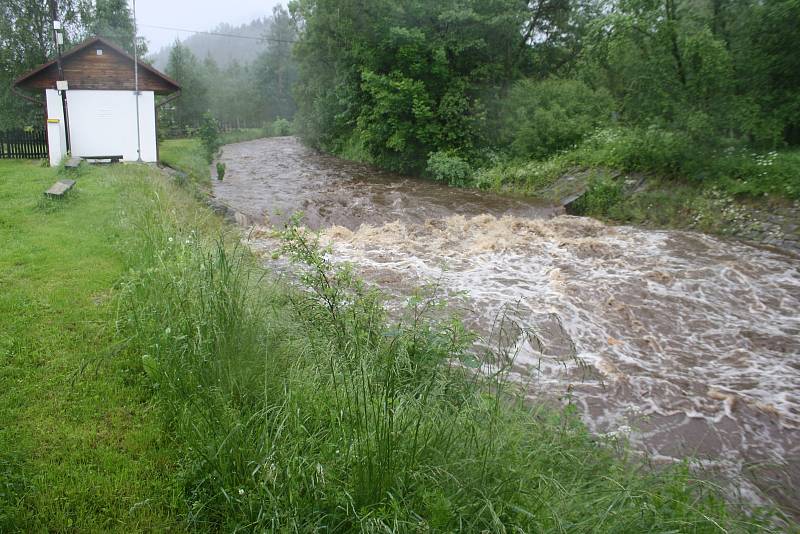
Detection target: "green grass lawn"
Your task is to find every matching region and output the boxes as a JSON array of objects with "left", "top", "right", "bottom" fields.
[
  {"left": 158, "top": 130, "right": 267, "bottom": 192},
  {"left": 159, "top": 138, "right": 210, "bottom": 194},
  {"left": 0, "top": 160, "right": 182, "bottom": 531}
]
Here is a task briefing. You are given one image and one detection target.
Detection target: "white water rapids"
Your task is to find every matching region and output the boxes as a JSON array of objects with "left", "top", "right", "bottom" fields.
[{"left": 215, "top": 137, "right": 800, "bottom": 517}]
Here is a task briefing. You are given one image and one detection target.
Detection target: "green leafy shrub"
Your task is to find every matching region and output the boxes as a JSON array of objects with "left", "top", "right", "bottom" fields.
[
  {"left": 215, "top": 162, "right": 226, "bottom": 181},
  {"left": 357, "top": 70, "right": 482, "bottom": 174},
  {"left": 710, "top": 149, "right": 800, "bottom": 199},
  {"left": 271, "top": 118, "right": 293, "bottom": 136},
  {"left": 505, "top": 79, "right": 614, "bottom": 159},
  {"left": 198, "top": 112, "right": 221, "bottom": 163},
  {"left": 426, "top": 150, "right": 473, "bottom": 186},
  {"left": 571, "top": 126, "right": 697, "bottom": 176},
  {"left": 570, "top": 176, "right": 625, "bottom": 216}
]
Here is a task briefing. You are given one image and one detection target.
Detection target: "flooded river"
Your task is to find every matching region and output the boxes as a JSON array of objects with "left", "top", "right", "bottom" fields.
[{"left": 215, "top": 137, "right": 800, "bottom": 517}]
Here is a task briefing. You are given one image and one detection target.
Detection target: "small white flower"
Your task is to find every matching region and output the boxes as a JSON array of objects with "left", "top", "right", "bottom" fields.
[
  {"left": 238, "top": 488, "right": 245, "bottom": 495},
  {"left": 168, "top": 237, "right": 174, "bottom": 243}
]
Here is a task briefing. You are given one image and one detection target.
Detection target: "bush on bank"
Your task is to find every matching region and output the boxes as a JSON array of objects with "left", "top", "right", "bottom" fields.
[
  {"left": 502, "top": 79, "right": 615, "bottom": 160},
  {"left": 114, "top": 163, "right": 771, "bottom": 530}
]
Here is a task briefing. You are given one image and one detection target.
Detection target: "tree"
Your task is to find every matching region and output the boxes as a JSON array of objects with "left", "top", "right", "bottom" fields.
[
  {"left": 503, "top": 78, "right": 614, "bottom": 158},
  {"left": 220, "top": 61, "right": 260, "bottom": 127},
  {"left": 736, "top": 0, "right": 800, "bottom": 145},
  {"left": 580, "top": 0, "right": 743, "bottom": 145},
  {"left": 88, "top": 0, "right": 146, "bottom": 55},
  {"left": 252, "top": 5, "right": 298, "bottom": 122},
  {"left": 290, "top": 0, "right": 540, "bottom": 171},
  {"left": 0, "top": 0, "right": 90, "bottom": 128},
  {"left": 164, "top": 40, "right": 208, "bottom": 129}
]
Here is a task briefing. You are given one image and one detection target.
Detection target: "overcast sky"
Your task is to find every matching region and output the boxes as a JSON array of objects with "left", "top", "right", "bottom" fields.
[{"left": 132, "top": 0, "right": 284, "bottom": 52}]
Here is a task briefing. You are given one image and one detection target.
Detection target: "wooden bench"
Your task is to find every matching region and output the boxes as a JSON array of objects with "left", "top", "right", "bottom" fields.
[
  {"left": 82, "top": 155, "right": 123, "bottom": 164},
  {"left": 44, "top": 179, "right": 76, "bottom": 198}
]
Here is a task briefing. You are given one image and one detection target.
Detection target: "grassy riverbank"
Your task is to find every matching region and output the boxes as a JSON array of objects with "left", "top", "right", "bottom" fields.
[
  {"left": 0, "top": 149, "right": 782, "bottom": 530},
  {"left": 154, "top": 139, "right": 778, "bottom": 530},
  {"left": 472, "top": 130, "right": 800, "bottom": 245},
  {"left": 325, "top": 127, "right": 800, "bottom": 247},
  {"left": 158, "top": 129, "right": 285, "bottom": 196}
]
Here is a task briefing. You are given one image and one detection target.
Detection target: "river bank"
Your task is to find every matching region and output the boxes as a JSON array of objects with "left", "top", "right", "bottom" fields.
[
  {"left": 322, "top": 129, "right": 800, "bottom": 254},
  {"left": 1, "top": 144, "right": 769, "bottom": 529},
  {"left": 549, "top": 170, "right": 800, "bottom": 253},
  {"left": 206, "top": 136, "right": 800, "bottom": 524}
]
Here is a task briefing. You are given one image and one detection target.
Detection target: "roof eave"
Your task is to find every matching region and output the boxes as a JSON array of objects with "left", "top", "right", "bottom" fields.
[{"left": 12, "top": 36, "right": 181, "bottom": 93}]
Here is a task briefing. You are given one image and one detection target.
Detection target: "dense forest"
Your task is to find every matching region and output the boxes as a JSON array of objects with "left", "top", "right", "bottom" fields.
[
  {"left": 288, "top": 0, "right": 799, "bottom": 199},
  {"left": 2, "top": 0, "right": 798, "bottom": 198}
]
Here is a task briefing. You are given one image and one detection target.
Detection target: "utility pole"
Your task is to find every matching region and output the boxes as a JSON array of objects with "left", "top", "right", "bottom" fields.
[
  {"left": 133, "top": 0, "right": 143, "bottom": 162},
  {"left": 49, "top": 0, "right": 70, "bottom": 152},
  {"left": 48, "top": 0, "right": 63, "bottom": 79}
]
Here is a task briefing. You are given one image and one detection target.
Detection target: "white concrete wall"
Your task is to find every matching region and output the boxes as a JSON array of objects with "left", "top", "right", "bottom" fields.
[
  {"left": 66, "top": 90, "right": 157, "bottom": 162},
  {"left": 45, "top": 89, "right": 67, "bottom": 166}
]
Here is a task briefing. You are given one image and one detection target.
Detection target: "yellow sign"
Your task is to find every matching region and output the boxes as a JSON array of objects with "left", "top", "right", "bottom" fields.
[{"left": 47, "top": 118, "right": 60, "bottom": 123}]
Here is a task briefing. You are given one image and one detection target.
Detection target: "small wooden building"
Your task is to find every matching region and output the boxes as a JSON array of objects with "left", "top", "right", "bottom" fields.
[{"left": 13, "top": 36, "right": 180, "bottom": 165}]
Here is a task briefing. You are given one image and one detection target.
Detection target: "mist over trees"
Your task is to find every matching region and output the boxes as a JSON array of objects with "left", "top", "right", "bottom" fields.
[
  {"left": 149, "top": 18, "right": 272, "bottom": 70},
  {"left": 252, "top": 6, "right": 298, "bottom": 125},
  {"left": 161, "top": 5, "right": 298, "bottom": 132},
  {"left": 164, "top": 41, "right": 208, "bottom": 129}
]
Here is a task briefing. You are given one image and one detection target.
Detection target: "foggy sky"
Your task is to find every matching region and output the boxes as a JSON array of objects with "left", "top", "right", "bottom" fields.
[{"left": 132, "top": 0, "right": 285, "bottom": 52}]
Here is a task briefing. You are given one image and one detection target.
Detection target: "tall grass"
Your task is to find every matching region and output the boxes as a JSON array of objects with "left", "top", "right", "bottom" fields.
[{"left": 115, "top": 174, "right": 773, "bottom": 531}]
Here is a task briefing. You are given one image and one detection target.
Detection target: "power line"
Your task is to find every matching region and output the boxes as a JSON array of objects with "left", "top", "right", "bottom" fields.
[{"left": 139, "top": 23, "right": 297, "bottom": 44}]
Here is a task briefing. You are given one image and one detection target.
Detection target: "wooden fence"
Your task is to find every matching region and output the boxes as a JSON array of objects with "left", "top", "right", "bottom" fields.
[{"left": 0, "top": 128, "right": 48, "bottom": 159}]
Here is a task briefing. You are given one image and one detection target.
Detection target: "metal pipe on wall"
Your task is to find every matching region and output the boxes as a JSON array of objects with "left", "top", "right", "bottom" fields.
[{"left": 133, "top": 0, "right": 143, "bottom": 162}]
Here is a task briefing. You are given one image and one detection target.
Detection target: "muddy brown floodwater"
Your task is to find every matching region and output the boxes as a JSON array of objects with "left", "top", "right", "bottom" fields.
[{"left": 215, "top": 137, "right": 800, "bottom": 519}]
